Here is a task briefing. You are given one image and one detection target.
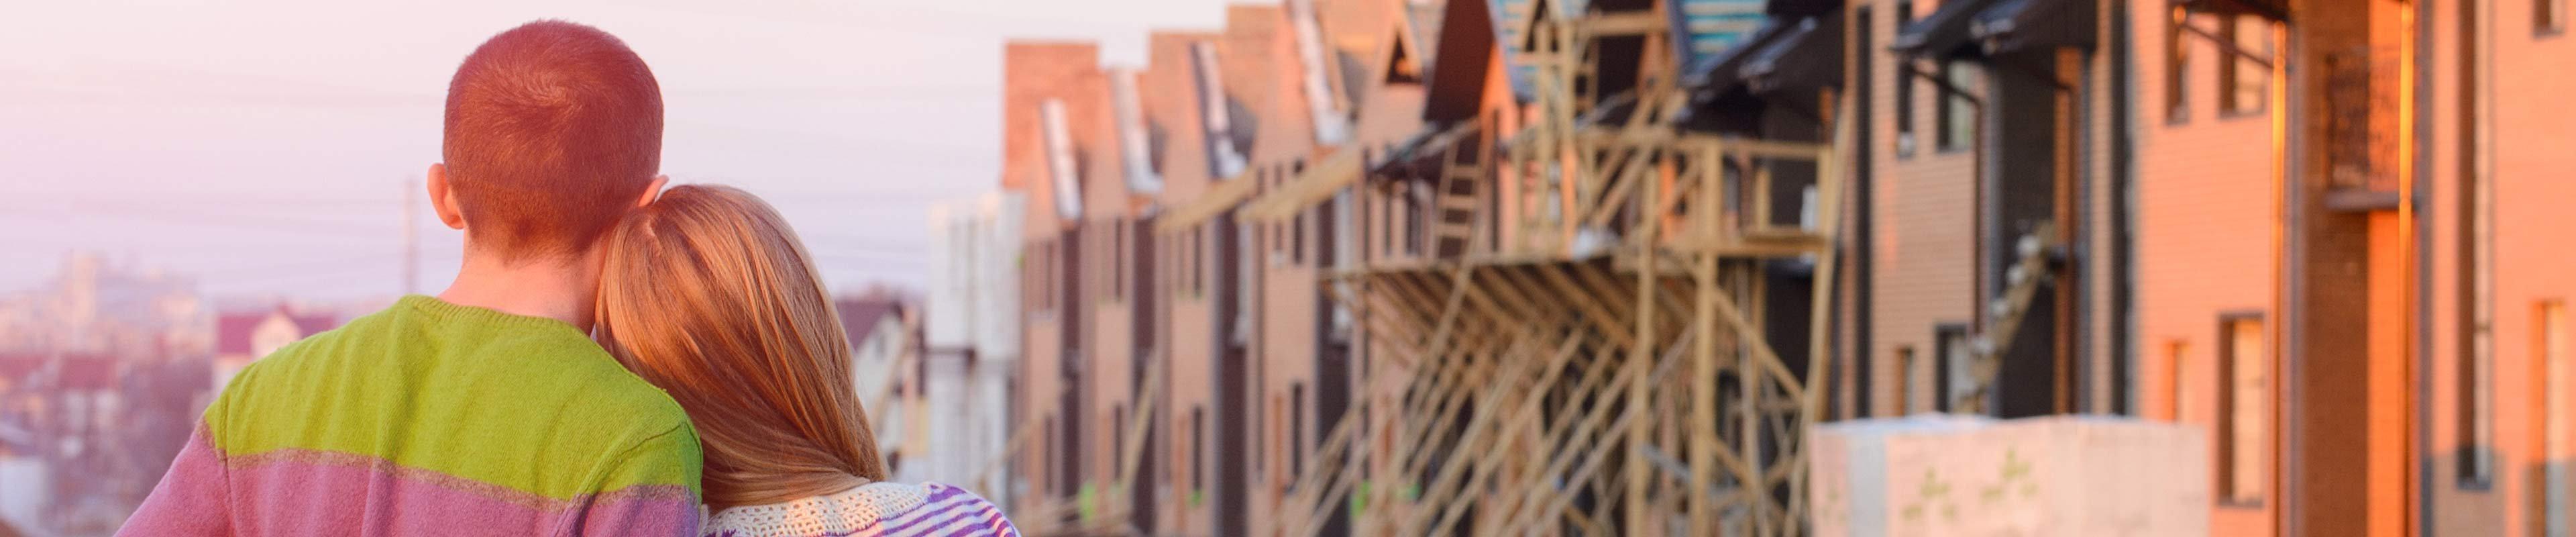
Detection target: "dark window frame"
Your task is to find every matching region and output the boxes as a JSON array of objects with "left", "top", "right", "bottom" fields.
[
  {"left": 2214, "top": 15, "right": 2273, "bottom": 117},
  {"left": 1191, "top": 407, "right": 1207, "bottom": 493},
  {"left": 1933, "top": 324, "right": 1970, "bottom": 413},
  {"left": 2544, "top": 0, "right": 2568, "bottom": 36},
  {"left": 1289, "top": 383, "right": 1307, "bottom": 479},
  {"left": 2165, "top": 7, "right": 2192, "bottom": 124},
  {"left": 1934, "top": 60, "right": 1976, "bottom": 154},
  {"left": 2216, "top": 311, "right": 2268, "bottom": 509},
  {"left": 1894, "top": 0, "right": 1919, "bottom": 158},
  {"left": 1894, "top": 346, "right": 1917, "bottom": 415}
]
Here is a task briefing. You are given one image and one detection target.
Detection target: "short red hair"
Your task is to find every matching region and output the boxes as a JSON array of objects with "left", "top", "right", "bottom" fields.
[{"left": 442, "top": 20, "right": 663, "bottom": 261}]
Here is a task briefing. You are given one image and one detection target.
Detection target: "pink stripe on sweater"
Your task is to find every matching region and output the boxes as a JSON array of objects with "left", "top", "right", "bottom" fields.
[{"left": 125, "top": 428, "right": 696, "bottom": 537}]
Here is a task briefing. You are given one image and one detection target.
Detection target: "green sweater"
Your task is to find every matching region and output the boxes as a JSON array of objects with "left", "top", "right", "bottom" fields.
[{"left": 122, "top": 295, "right": 704, "bottom": 536}]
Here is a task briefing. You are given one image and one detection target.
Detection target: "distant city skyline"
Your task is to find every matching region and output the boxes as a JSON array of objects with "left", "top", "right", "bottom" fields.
[{"left": 0, "top": 0, "right": 1230, "bottom": 302}]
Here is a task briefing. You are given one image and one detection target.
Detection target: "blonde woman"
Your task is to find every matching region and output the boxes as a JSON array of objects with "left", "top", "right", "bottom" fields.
[{"left": 595, "top": 185, "right": 1017, "bottom": 537}]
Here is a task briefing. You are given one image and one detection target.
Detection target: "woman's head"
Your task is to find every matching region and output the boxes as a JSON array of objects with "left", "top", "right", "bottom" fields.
[{"left": 594, "top": 184, "right": 886, "bottom": 509}]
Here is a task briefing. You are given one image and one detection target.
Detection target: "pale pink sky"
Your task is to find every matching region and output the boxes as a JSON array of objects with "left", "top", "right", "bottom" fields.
[{"left": 0, "top": 0, "right": 1224, "bottom": 302}]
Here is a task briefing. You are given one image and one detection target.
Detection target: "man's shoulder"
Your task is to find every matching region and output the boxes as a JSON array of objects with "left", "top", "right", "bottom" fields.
[{"left": 213, "top": 300, "right": 690, "bottom": 454}]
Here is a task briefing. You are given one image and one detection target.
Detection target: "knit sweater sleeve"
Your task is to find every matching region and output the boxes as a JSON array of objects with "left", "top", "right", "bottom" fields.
[
  {"left": 568, "top": 422, "right": 705, "bottom": 536},
  {"left": 117, "top": 407, "right": 234, "bottom": 536}
]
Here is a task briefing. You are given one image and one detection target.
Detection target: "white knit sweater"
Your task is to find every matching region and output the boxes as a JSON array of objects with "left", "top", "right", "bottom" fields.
[{"left": 700, "top": 481, "right": 1016, "bottom": 537}]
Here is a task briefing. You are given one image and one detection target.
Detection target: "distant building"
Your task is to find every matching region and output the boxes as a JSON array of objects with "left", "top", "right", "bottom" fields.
[
  {"left": 0, "top": 252, "right": 209, "bottom": 360},
  {"left": 921, "top": 193, "right": 1023, "bottom": 505},
  {"left": 210, "top": 306, "right": 337, "bottom": 391},
  {"left": 0, "top": 457, "right": 43, "bottom": 537},
  {"left": 834, "top": 294, "right": 922, "bottom": 477}
]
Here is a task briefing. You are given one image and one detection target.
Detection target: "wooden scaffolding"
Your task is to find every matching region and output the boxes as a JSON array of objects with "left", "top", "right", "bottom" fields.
[{"left": 1269, "top": 1, "right": 1851, "bottom": 534}]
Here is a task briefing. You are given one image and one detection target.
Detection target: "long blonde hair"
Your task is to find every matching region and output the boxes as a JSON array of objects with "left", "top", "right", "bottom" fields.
[{"left": 594, "top": 184, "right": 889, "bottom": 510}]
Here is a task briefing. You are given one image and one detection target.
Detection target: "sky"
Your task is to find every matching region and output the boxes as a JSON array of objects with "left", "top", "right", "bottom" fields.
[{"left": 0, "top": 0, "right": 1228, "bottom": 304}]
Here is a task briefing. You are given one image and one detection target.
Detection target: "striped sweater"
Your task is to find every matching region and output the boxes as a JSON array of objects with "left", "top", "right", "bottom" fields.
[
  {"left": 702, "top": 482, "right": 1016, "bottom": 537},
  {"left": 121, "top": 296, "right": 704, "bottom": 536}
]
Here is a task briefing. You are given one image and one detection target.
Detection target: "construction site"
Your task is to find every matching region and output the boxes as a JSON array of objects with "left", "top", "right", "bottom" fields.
[{"left": 930, "top": 0, "right": 2576, "bottom": 534}]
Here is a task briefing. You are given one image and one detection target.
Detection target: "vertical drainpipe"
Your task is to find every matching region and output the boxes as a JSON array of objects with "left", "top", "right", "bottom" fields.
[
  {"left": 2108, "top": 0, "right": 2136, "bottom": 416},
  {"left": 2275, "top": 3, "right": 2302, "bottom": 534},
  {"left": 2410, "top": 0, "right": 2440, "bottom": 530}
]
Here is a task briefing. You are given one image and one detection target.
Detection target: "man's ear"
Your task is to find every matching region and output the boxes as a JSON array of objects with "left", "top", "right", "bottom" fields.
[
  {"left": 637, "top": 175, "right": 669, "bottom": 208},
  {"left": 427, "top": 163, "right": 467, "bottom": 230}
]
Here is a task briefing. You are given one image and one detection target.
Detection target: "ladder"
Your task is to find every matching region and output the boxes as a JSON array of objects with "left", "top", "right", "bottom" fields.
[{"left": 1431, "top": 130, "right": 1487, "bottom": 258}]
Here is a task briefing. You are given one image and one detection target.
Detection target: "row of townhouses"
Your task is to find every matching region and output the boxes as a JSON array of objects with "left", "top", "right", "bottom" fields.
[{"left": 946, "top": 0, "right": 2576, "bottom": 534}]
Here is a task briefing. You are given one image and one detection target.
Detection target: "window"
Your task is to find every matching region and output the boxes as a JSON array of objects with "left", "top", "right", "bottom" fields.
[
  {"left": 2217, "top": 314, "right": 2267, "bottom": 506},
  {"left": 1894, "top": 0, "right": 1917, "bottom": 157},
  {"left": 1113, "top": 224, "right": 1127, "bottom": 301},
  {"left": 1894, "top": 346, "right": 1918, "bottom": 415},
  {"left": 1191, "top": 407, "right": 1207, "bottom": 493},
  {"left": 1113, "top": 405, "right": 1126, "bottom": 477},
  {"left": 2165, "top": 7, "right": 2191, "bottom": 123},
  {"left": 2217, "top": 15, "right": 2273, "bottom": 115},
  {"left": 2165, "top": 341, "right": 2189, "bottom": 422},
  {"left": 1935, "top": 326, "right": 1972, "bottom": 413},
  {"left": 1937, "top": 61, "right": 1976, "bottom": 152},
  {"left": 2461, "top": 288, "right": 2500, "bottom": 487},
  {"left": 1290, "top": 383, "right": 1307, "bottom": 478},
  {"left": 2539, "top": 301, "right": 2571, "bottom": 536},
  {"left": 1262, "top": 394, "right": 1278, "bottom": 482},
  {"left": 2545, "top": 0, "right": 2567, "bottom": 35},
  {"left": 1405, "top": 183, "right": 1424, "bottom": 256},
  {"left": 1292, "top": 160, "right": 1308, "bottom": 265},
  {"left": 1191, "top": 228, "right": 1205, "bottom": 295}
]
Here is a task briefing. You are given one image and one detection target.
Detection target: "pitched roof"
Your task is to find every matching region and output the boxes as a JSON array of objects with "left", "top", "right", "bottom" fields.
[
  {"left": 0, "top": 352, "right": 44, "bottom": 381},
  {"left": 216, "top": 305, "right": 341, "bottom": 355},
  {"left": 290, "top": 312, "right": 338, "bottom": 338},
  {"left": 53, "top": 354, "right": 119, "bottom": 391},
  {"left": 835, "top": 297, "right": 906, "bottom": 346},
  {"left": 216, "top": 311, "right": 268, "bottom": 355}
]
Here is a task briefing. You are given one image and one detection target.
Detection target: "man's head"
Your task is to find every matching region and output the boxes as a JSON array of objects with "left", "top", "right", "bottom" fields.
[{"left": 431, "top": 20, "right": 665, "bottom": 264}]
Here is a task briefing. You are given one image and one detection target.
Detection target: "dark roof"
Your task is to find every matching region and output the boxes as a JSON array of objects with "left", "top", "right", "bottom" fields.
[
  {"left": 1764, "top": 0, "right": 1837, "bottom": 17},
  {"left": 290, "top": 313, "right": 338, "bottom": 338},
  {"left": 1368, "top": 122, "right": 1482, "bottom": 181},
  {"left": 1674, "top": 19, "right": 1798, "bottom": 132},
  {"left": 1743, "top": 11, "right": 1843, "bottom": 94},
  {"left": 1889, "top": 0, "right": 2002, "bottom": 59},
  {"left": 54, "top": 355, "right": 118, "bottom": 391},
  {"left": 0, "top": 352, "right": 43, "bottom": 381},
  {"left": 835, "top": 297, "right": 906, "bottom": 346},
  {"left": 2177, "top": 0, "right": 2286, "bottom": 21},
  {"left": 1970, "top": 0, "right": 2096, "bottom": 54},
  {"left": 215, "top": 312, "right": 266, "bottom": 355},
  {"left": 1422, "top": 0, "right": 1498, "bottom": 124},
  {"left": 1682, "top": 19, "right": 1795, "bottom": 101},
  {"left": 217, "top": 305, "right": 342, "bottom": 355}
]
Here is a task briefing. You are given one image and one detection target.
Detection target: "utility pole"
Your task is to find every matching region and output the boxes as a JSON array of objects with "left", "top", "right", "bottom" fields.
[{"left": 402, "top": 177, "right": 418, "bottom": 295}]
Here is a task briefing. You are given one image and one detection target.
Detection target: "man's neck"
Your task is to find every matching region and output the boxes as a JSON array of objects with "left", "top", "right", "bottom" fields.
[{"left": 435, "top": 250, "right": 602, "bottom": 330}]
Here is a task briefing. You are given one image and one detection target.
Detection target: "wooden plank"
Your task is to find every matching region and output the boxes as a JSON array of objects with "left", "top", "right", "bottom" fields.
[
  {"left": 1534, "top": 262, "right": 1638, "bottom": 348},
  {"left": 1582, "top": 11, "right": 1666, "bottom": 36},
  {"left": 1409, "top": 331, "right": 1587, "bottom": 536},
  {"left": 1485, "top": 335, "right": 1655, "bottom": 530},
  {"left": 1625, "top": 174, "right": 1661, "bottom": 534},
  {"left": 1689, "top": 252, "right": 1721, "bottom": 536}
]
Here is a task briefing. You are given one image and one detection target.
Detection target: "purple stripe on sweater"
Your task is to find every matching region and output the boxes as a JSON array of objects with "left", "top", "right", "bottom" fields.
[
  {"left": 879, "top": 495, "right": 981, "bottom": 534},
  {"left": 911, "top": 507, "right": 991, "bottom": 537},
  {"left": 221, "top": 455, "right": 695, "bottom": 536},
  {"left": 938, "top": 510, "right": 1008, "bottom": 537}
]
